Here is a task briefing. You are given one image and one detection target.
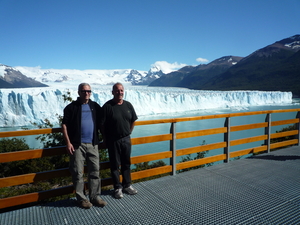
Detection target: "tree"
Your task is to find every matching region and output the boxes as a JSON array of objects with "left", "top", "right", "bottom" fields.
[
  {"left": 0, "top": 137, "right": 58, "bottom": 201},
  {"left": 178, "top": 140, "right": 212, "bottom": 173},
  {"left": 0, "top": 138, "right": 30, "bottom": 177},
  {"left": 0, "top": 137, "right": 29, "bottom": 153},
  {"left": 271, "top": 124, "right": 297, "bottom": 144},
  {"left": 132, "top": 160, "right": 168, "bottom": 182}
]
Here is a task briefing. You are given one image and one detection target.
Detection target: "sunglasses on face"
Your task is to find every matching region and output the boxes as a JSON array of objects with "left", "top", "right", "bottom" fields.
[{"left": 81, "top": 90, "right": 92, "bottom": 93}]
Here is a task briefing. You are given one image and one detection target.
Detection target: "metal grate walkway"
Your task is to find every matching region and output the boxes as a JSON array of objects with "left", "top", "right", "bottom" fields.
[{"left": 1, "top": 146, "right": 300, "bottom": 224}]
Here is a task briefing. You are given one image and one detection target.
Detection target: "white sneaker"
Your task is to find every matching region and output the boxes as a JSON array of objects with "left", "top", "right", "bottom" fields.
[
  {"left": 123, "top": 185, "right": 138, "bottom": 195},
  {"left": 114, "top": 188, "right": 124, "bottom": 199}
]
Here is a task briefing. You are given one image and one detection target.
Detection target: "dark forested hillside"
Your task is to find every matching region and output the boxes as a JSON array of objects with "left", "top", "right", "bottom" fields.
[
  {"left": 200, "top": 36, "right": 300, "bottom": 96},
  {"left": 178, "top": 56, "right": 243, "bottom": 89}
]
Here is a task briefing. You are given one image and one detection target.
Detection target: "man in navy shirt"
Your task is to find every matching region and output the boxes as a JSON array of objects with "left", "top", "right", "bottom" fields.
[
  {"left": 100, "top": 82, "right": 138, "bottom": 199},
  {"left": 62, "top": 83, "right": 107, "bottom": 209}
]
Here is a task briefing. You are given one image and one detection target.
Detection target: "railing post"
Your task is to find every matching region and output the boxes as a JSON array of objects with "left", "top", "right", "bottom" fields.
[
  {"left": 224, "top": 117, "right": 230, "bottom": 163},
  {"left": 170, "top": 122, "right": 176, "bottom": 176},
  {"left": 296, "top": 112, "right": 300, "bottom": 146},
  {"left": 265, "top": 113, "right": 271, "bottom": 153}
]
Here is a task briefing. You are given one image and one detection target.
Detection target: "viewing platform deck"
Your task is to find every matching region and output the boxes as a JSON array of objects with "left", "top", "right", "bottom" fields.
[{"left": 1, "top": 146, "right": 299, "bottom": 225}]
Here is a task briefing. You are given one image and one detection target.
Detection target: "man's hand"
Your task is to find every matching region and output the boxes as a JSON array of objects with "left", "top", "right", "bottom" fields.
[{"left": 66, "top": 143, "right": 75, "bottom": 155}]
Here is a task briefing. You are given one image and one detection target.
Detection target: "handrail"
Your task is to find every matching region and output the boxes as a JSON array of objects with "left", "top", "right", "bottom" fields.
[{"left": 0, "top": 108, "right": 300, "bottom": 210}]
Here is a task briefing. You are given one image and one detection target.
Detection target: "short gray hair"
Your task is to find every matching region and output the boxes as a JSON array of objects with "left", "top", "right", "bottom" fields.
[
  {"left": 78, "top": 83, "right": 91, "bottom": 91},
  {"left": 112, "top": 82, "right": 123, "bottom": 90}
]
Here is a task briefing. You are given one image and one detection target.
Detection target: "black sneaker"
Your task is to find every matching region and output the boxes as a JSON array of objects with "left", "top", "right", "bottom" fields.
[{"left": 123, "top": 185, "right": 138, "bottom": 195}]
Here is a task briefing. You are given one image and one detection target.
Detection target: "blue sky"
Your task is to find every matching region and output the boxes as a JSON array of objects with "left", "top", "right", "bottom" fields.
[{"left": 1, "top": 0, "right": 299, "bottom": 72}]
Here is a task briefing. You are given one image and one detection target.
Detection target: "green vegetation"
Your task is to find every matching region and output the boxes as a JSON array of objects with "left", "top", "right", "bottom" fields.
[
  {"left": 0, "top": 138, "right": 30, "bottom": 177},
  {"left": 253, "top": 123, "right": 298, "bottom": 156},
  {"left": 178, "top": 141, "right": 212, "bottom": 173},
  {"left": 271, "top": 124, "right": 297, "bottom": 145},
  {"left": 131, "top": 140, "right": 213, "bottom": 183},
  {"left": 0, "top": 136, "right": 71, "bottom": 201},
  {"left": 132, "top": 160, "right": 168, "bottom": 183}
]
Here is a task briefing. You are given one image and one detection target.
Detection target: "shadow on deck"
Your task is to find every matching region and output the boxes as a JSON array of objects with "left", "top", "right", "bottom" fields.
[{"left": 1, "top": 146, "right": 300, "bottom": 225}]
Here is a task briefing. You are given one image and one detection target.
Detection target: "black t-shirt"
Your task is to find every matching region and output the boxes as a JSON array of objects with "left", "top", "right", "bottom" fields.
[{"left": 101, "top": 99, "right": 138, "bottom": 140}]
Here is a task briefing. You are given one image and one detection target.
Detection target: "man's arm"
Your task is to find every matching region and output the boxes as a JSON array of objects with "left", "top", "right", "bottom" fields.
[
  {"left": 62, "top": 124, "right": 75, "bottom": 155},
  {"left": 130, "top": 121, "right": 136, "bottom": 133}
]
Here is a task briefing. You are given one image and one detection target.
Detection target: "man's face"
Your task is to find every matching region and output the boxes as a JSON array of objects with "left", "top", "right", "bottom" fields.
[
  {"left": 78, "top": 85, "right": 92, "bottom": 102},
  {"left": 112, "top": 84, "right": 124, "bottom": 101}
]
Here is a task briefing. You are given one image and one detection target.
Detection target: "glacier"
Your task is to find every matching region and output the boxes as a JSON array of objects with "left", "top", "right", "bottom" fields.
[{"left": 0, "top": 86, "right": 293, "bottom": 127}]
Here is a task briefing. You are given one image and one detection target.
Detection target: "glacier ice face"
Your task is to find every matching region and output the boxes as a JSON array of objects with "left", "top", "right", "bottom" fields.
[{"left": 0, "top": 86, "right": 293, "bottom": 127}]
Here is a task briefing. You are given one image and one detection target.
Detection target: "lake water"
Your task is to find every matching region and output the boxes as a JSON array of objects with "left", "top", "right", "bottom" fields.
[{"left": 132, "top": 99, "right": 300, "bottom": 163}]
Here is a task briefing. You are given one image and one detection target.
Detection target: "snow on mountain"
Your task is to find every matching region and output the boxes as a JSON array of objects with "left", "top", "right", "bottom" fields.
[
  {"left": 14, "top": 66, "right": 147, "bottom": 87},
  {"left": 134, "top": 67, "right": 165, "bottom": 85},
  {"left": 0, "top": 64, "right": 6, "bottom": 78},
  {"left": 7, "top": 60, "right": 188, "bottom": 87},
  {"left": 270, "top": 35, "right": 300, "bottom": 52},
  {"left": 0, "top": 64, "right": 48, "bottom": 88},
  {"left": 13, "top": 66, "right": 164, "bottom": 88},
  {"left": 280, "top": 34, "right": 300, "bottom": 50},
  {"left": 125, "top": 69, "right": 148, "bottom": 84},
  {"left": 284, "top": 40, "right": 300, "bottom": 50}
]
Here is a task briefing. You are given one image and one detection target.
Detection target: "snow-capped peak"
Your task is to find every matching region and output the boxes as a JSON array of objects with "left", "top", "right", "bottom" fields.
[
  {"left": 284, "top": 41, "right": 300, "bottom": 50},
  {"left": 13, "top": 66, "right": 151, "bottom": 87}
]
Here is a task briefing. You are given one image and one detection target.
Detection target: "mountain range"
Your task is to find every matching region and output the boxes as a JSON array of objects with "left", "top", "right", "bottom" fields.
[
  {"left": 150, "top": 34, "right": 300, "bottom": 97},
  {"left": 0, "top": 65, "right": 48, "bottom": 88},
  {"left": 149, "top": 56, "right": 243, "bottom": 88},
  {"left": 1, "top": 34, "right": 299, "bottom": 96}
]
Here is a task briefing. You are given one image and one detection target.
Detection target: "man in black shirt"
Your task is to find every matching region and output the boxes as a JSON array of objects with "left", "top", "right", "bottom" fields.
[{"left": 100, "top": 82, "right": 138, "bottom": 199}]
